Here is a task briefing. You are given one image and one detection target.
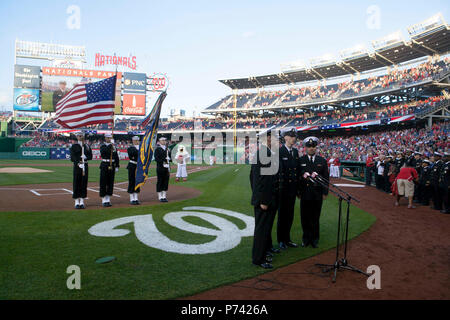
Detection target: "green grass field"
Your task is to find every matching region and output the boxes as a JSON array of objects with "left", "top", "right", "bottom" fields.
[
  {"left": 0, "top": 161, "right": 376, "bottom": 299},
  {"left": 0, "top": 160, "right": 136, "bottom": 185}
]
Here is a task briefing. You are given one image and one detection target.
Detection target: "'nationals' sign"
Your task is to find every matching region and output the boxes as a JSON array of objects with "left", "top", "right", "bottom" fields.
[{"left": 95, "top": 53, "right": 137, "bottom": 70}]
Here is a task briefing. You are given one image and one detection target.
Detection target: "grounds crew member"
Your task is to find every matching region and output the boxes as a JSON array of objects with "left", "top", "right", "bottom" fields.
[
  {"left": 70, "top": 132, "right": 92, "bottom": 209},
  {"left": 277, "top": 127, "right": 299, "bottom": 250},
  {"left": 154, "top": 136, "right": 171, "bottom": 202},
  {"left": 250, "top": 126, "right": 280, "bottom": 269},
  {"left": 418, "top": 159, "right": 432, "bottom": 206},
  {"left": 99, "top": 133, "right": 120, "bottom": 207},
  {"left": 127, "top": 136, "right": 140, "bottom": 205},
  {"left": 298, "top": 136, "right": 329, "bottom": 248},
  {"left": 431, "top": 152, "right": 444, "bottom": 211},
  {"left": 439, "top": 152, "right": 450, "bottom": 214}
]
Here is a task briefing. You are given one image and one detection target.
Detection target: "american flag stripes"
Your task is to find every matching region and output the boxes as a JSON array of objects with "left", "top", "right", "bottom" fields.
[{"left": 54, "top": 76, "right": 116, "bottom": 129}]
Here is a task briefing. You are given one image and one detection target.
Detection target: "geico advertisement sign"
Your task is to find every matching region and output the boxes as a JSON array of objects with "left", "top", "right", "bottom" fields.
[{"left": 22, "top": 150, "right": 47, "bottom": 157}]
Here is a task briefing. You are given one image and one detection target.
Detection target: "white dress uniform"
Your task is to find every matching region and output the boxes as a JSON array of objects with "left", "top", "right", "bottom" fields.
[
  {"left": 175, "top": 146, "right": 190, "bottom": 179},
  {"left": 329, "top": 158, "right": 340, "bottom": 178}
]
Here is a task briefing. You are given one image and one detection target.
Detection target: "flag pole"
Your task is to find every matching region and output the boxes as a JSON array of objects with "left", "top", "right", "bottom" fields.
[
  {"left": 110, "top": 58, "right": 118, "bottom": 169},
  {"left": 233, "top": 89, "right": 237, "bottom": 164}
]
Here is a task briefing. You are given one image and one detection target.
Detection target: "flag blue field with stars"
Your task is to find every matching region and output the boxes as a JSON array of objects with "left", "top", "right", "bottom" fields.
[{"left": 50, "top": 148, "right": 71, "bottom": 160}]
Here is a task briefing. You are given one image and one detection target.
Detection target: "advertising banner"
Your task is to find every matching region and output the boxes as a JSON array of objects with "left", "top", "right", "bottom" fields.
[
  {"left": 123, "top": 72, "right": 146, "bottom": 93},
  {"left": 51, "top": 148, "right": 130, "bottom": 160},
  {"left": 92, "top": 148, "right": 129, "bottom": 161},
  {"left": 41, "top": 67, "right": 122, "bottom": 113},
  {"left": 147, "top": 73, "right": 169, "bottom": 92},
  {"left": 18, "top": 147, "right": 50, "bottom": 159},
  {"left": 122, "top": 93, "right": 146, "bottom": 116},
  {"left": 50, "top": 148, "right": 71, "bottom": 160},
  {"left": 14, "top": 64, "right": 41, "bottom": 88},
  {"left": 52, "top": 59, "right": 84, "bottom": 69},
  {"left": 13, "top": 88, "right": 40, "bottom": 112}
]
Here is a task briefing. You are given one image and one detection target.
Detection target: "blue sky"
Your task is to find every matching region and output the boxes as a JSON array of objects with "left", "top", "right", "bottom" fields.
[{"left": 0, "top": 0, "right": 448, "bottom": 117}]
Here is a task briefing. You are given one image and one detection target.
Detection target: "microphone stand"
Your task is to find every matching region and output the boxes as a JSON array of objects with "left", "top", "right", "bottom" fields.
[{"left": 310, "top": 175, "right": 368, "bottom": 283}]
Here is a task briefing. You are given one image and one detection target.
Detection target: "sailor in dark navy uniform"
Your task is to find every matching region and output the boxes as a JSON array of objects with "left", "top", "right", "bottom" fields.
[
  {"left": 439, "top": 152, "right": 450, "bottom": 214},
  {"left": 298, "top": 136, "right": 329, "bottom": 248},
  {"left": 412, "top": 152, "right": 422, "bottom": 203},
  {"left": 154, "top": 136, "right": 171, "bottom": 202},
  {"left": 250, "top": 126, "right": 280, "bottom": 269},
  {"left": 418, "top": 159, "right": 432, "bottom": 206},
  {"left": 99, "top": 133, "right": 120, "bottom": 207},
  {"left": 431, "top": 152, "right": 444, "bottom": 210},
  {"left": 394, "top": 152, "right": 405, "bottom": 174},
  {"left": 277, "top": 127, "right": 300, "bottom": 250},
  {"left": 70, "top": 132, "right": 93, "bottom": 209},
  {"left": 127, "top": 136, "right": 140, "bottom": 205},
  {"left": 405, "top": 149, "right": 415, "bottom": 167}
]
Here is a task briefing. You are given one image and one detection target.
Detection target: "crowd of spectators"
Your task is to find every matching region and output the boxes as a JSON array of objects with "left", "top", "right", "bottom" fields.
[
  {"left": 208, "top": 96, "right": 445, "bottom": 130},
  {"left": 302, "top": 122, "right": 449, "bottom": 162},
  {"left": 208, "top": 58, "right": 450, "bottom": 111}
]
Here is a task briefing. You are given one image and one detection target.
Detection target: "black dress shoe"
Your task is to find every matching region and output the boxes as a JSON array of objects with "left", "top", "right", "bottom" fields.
[
  {"left": 286, "top": 241, "right": 298, "bottom": 248},
  {"left": 253, "top": 262, "right": 273, "bottom": 269},
  {"left": 162, "top": 198, "right": 168, "bottom": 202},
  {"left": 79, "top": 204, "right": 85, "bottom": 209},
  {"left": 75, "top": 205, "right": 80, "bottom": 209},
  {"left": 135, "top": 200, "right": 140, "bottom": 205},
  {"left": 106, "top": 202, "right": 112, "bottom": 207},
  {"left": 311, "top": 240, "right": 319, "bottom": 248},
  {"left": 269, "top": 247, "right": 280, "bottom": 254},
  {"left": 279, "top": 242, "right": 288, "bottom": 250}
]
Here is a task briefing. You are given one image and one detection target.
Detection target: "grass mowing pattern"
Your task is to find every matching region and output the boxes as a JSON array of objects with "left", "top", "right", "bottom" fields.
[{"left": 0, "top": 164, "right": 375, "bottom": 299}]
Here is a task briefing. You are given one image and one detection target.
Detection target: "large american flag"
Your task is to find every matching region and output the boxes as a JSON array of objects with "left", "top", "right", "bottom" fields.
[{"left": 54, "top": 76, "right": 116, "bottom": 129}]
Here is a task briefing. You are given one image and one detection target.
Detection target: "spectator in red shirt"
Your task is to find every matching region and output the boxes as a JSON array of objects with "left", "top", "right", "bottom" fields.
[
  {"left": 395, "top": 164, "right": 419, "bottom": 208},
  {"left": 365, "top": 153, "right": 375, "bottom": 186}
]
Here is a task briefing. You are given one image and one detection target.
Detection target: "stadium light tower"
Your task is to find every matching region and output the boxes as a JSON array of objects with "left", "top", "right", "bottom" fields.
[
  {"left": 280, "top": 59, "right": 307, "bottom": 72},
  {"left": 340, "top": 44, "right": 369, "bottom": 60},
  {"left": 15, "top": 39, "right": 86, "bottom": 64},
  {"left": 371, "top": 30, "right": 405, "bottom": 50},
  {"left": 310, "top": 53, "right": 336, "bottom": 67},
  {"left": 407, "top": 13, "right": 447, "bottom": 38}
]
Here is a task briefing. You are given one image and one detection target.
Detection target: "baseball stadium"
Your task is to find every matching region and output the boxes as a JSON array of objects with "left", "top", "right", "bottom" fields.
[{"left": 0, "top": 1, "right": 449, "bottom": 307}]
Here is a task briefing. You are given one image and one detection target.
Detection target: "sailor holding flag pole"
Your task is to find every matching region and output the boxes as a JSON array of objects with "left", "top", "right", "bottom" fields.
[{"left": 134, "top": 91, "right": 168, "bottom": 200}]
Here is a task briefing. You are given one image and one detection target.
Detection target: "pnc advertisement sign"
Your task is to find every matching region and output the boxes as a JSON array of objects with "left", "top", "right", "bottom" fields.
[{"left": 123, "top": 73, "right": 146, "bottom": 93}]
